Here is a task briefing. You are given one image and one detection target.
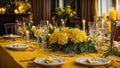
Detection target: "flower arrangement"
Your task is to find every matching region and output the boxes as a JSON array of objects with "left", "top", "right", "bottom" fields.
[
  {"left": 53, "top": 5, "right": 76, "bottom": 26},
  {"left": 14, "top": 1, "right": 31, "bottom": 14},
  {"left": 46, "top": 27, "right": 97, "bottom": 54},
  {"left": 0, "top": 0, "right": 31, "bottom": 14}
]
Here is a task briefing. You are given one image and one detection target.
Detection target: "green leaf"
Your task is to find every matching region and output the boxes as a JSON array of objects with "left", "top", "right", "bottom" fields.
[
  {"left": 65, "top": 47, "right": 71, "bottom": 53},
  {"left": 80, "top": 46, "right": 85, "bottom": 52},
  {"left": 103, "top": 51, "right": 112, "bottom": 58}
]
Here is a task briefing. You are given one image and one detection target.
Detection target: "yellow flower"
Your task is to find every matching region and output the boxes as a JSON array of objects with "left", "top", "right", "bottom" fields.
[
  {"left": 72, "top": 11, "right": 76, "bottom": 14},
  {"left": 19, "top": 27, "right": 26, "bottom": 33},
  {"left": 66, "top": 5, "right": 71, "bottom": 9},
  {"left": 49, "top": 28, "right": 87, "bottom": 45},
  {"left": 61, "top": 27, "right": 69, "bottom": 34},
  {"left": 56, "top": 11, "right": 62, "bottom": 16},
  {"left": 49, "top": 29, "right": 69, "bottom": 45},
  {"left": 49, "top": 34, "right": 57, "bottom": 44},
  {"left": 70, "top": 13, "right": 73, "bottom": 17},
  {"left": 69, "top": 28, "right": 87, "bottom": 43},
  {"left": 57, "top": 32, "right": 68, "bottom": 45},
  {"left": 66, "top": 8, "right": 71, "bottom": 13},
  {"left": 34, "top": 29, "right": 42, "bottom": 37},
  {"left": 60, "top": 8, "right": 65, "bottom": 12},
  {"left": 49, "top": 29, "right": 60, "bottom": 44},
  {"left": 31, "top": 26, "right": 36, "bottom": 32}
]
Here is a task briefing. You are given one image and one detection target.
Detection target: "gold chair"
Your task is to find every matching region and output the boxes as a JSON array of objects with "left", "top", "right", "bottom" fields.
[{"left": 4, "top": 23, "right": 17, "bottom": 34}]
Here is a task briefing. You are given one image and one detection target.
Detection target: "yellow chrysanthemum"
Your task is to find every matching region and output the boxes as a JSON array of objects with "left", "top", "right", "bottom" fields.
[
  {"left": 61, "top": 27, "right": 69, "bottom": 34},
  {"left": 49, "top": 29, "right": 60, "bottom": 44},
  {"left": 57, "top": 32, "right": 68, "bottom": 45},
  {"left": 49, "top": 29, "right": 69, "bottom": 45},
  {"left": 69, "top": 28, "right": 87, "bottom": 43},
  {"left": 49, "top": 28, "right": 87, "bottom": 45},
  {"left": 49, "top": 34, "right": 57, "bottom": 44}
]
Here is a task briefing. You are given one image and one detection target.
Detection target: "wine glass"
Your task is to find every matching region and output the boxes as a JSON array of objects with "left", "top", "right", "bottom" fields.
[
  {"left": 88, "top": 22, "right": 103, "bottom": 51},
  {"left": 39, "top": 20, "right": 49, "bottom": 49}
]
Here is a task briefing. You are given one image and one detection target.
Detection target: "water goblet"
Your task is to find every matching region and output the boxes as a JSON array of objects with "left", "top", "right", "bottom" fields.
[
  {"left": 39, "top": 26, "right": 49, "bottom": 50},
  {"left": 39, "top": 20, "right": 49, "bottom": 49}
]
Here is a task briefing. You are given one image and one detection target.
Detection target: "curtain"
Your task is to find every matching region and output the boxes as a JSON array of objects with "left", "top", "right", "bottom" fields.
[
  {"left": 32, "top": 0, "right": 51, "bottom": 25},
  {"left": 79, "top": 0, "right": 98, "bottom": 30}
]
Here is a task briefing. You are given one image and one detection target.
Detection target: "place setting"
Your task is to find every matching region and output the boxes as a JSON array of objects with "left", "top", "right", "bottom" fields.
[
  {"left": 20, "top": 56, "right": 66, "bottom": 68},
  {"left": 6, "top": 43, "right": 29, "bottom": 50},
  {"left": 3, "top": 34, "right": 21, "bottom": 39},
  {"left": 75, "top": 57, "right": 111, "bottom": 67},
  {"left": 5, "top": 43, "right": 35, "bottom": 51}
]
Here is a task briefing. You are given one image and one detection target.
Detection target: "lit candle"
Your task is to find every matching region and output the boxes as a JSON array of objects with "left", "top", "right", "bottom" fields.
[
  {"left": 102, "top": 19, "right": 104, "bottom": 29},
  {"left": 47, "top": 20, "right": 49, "bottom": 25},
  {"left": 83, "top": 19, "right": 85, "bottom": 31},
  {"left": 108, "top": 21, "right": 111, "bottom": 33},
  {"left": 26, "top": 30, "right": 29, "bottom": 43},
  {"left": 61, "top": 19, "right": 65, "bottom": 27},
  {"left": 103, "top": 12, "right": 107, "bottom": 20},
  {"left": 117, "top": 6, "right": 120, "bottom": 10},
  {"left": 116, "top": 10, "right": 120, "bottom": 20},
  {"left": 109, "top": 8, "right": 116, "bottom": 20},
  {"left": 26, "top": 30, "right": 29, "bottom": 36}
]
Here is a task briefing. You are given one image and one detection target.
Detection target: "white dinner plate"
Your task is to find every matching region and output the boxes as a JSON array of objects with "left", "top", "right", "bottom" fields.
[
  {"left": 6, "top": 44, "right": 29, "bottom": 50},
  {"left": 34, "top": 58, "right": 66, "bottom": 66},
  {"left": 3, "top": 34, "right": 21, "bottom": 39},
  {"left": 75, "top": 57, "right": 111, "bottom": 66}
]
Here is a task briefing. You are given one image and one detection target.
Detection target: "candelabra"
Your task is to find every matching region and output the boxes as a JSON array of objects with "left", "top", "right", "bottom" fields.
[{"left": 103, "top": 20, "right": 120, "bottom": 57}]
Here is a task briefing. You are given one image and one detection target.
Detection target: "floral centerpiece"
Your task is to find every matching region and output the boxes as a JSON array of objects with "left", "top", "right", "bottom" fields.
[
  {"left": 0, "top": 0, "right": 31, "bottom": 14},
  {"left": 46, "top": 27, "right": 97, "bottom": 54},
  {"left": 53, "top": 5, "right": 76, "bottom": 26}
]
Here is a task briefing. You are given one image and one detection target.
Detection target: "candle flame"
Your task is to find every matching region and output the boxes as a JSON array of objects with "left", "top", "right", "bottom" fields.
[{"left": 83, "top": 19, "right": 85, "bottom": 23}]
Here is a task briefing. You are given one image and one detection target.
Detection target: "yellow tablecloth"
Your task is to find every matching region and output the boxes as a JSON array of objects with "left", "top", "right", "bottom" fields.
[{"left": 0, "top": 37, "right": 120, "bottom": 68}]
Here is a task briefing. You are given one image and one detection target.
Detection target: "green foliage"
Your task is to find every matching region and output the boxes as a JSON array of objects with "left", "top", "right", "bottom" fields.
[
  {"left": 103, "top": 46, "right": 120, "bottom": 58},
  {"left": 46, "top": 39, "right": 97, "bottom": 54}
]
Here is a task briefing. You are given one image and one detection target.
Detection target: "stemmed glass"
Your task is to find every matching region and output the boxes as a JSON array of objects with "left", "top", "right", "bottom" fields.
[
  {"left": 39, "top": 20, "right": 49, "bottom": 49},
  {"left": 88, "top": 22, "right": 103, "bottom": 51}
]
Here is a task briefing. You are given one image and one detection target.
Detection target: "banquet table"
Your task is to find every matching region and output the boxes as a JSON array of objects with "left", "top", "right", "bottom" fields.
[{"left": 0, "top": 36, "right": 120, "bottom": 68}]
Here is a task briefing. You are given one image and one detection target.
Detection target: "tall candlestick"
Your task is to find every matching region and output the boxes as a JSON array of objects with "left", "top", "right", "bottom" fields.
[{"left": 83, "top": 19, "right": 85, "bottom": 31}]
